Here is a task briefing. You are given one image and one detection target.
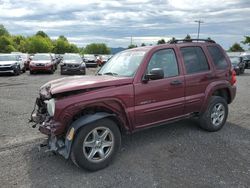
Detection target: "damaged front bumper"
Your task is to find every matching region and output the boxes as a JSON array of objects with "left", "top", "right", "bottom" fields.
[
  {"left": 30, "top": 97, "right": 63, "bottom": 135},
  {"left": 46, "top": 135, "right": 71, "bottom": 159},
  {"left": 30, "top": 98, "right": 72, "bottom": 159}
]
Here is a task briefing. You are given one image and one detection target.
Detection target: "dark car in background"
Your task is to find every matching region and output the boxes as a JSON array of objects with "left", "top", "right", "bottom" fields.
[
  {"left": 241, "top": 52, "right": 250, "bottom": 69},
  {"left": 29, "top": 53, "right": 56, "bottom": 74},
  {"left": 228, "top": 56, "right": 245, "bottom": 75},
  {"left": 60, "top": 53, "right": 86, "bottom": 75},
  {"left": 0, "top": 54, "right": 25, "bottom": 75},
  {"left": 83, "top": 54, "right": 97, "bottom": 67}
]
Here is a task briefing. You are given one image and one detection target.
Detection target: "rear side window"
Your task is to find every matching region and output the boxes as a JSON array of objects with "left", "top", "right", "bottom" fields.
[
  {"left": 180, "top": 47, "right": 209, "bottom": 74},
  {"left": 207, "top": 46, "right": 228, "bottom": 69}
]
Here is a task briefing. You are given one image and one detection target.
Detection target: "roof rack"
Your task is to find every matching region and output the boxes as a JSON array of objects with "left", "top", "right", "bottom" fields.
[{"left": 169, "top": 39, "right": 216, "bottom": 44}]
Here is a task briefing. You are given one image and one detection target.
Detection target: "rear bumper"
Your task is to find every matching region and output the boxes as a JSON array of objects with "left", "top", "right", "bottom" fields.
[{"left": 229, "top": 85, "right": 237, "bottom": 104}]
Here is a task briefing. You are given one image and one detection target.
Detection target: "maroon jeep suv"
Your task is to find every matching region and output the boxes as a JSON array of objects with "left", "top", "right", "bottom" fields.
[{"left": 31, "top": 39, "right": 236, "bottom": 171}]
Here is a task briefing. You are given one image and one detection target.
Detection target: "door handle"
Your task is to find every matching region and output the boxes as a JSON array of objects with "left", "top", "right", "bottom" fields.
[{"left": 170, "top": 80, "right": 183, "bottom": 85}]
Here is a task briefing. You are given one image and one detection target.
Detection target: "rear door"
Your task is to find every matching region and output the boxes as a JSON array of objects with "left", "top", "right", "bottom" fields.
[
  {"left": 179, "top": 46, "right": 215, "bottom": 114},
  {"left": 134, "top": 48, "right": 185, "bottom": 128}
]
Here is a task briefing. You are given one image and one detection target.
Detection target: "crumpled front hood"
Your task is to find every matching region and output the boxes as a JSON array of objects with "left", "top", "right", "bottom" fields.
[
  {"left": 0, "top": 61, "right": 17, "bottom": 65},
  {"left": 42, "top": 75, "right": 133, "bottom": 95}
]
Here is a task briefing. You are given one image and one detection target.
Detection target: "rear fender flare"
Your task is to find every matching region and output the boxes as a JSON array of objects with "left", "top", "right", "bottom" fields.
[{"left": 200, "top": 81, "right": 231, "bottom": 113}]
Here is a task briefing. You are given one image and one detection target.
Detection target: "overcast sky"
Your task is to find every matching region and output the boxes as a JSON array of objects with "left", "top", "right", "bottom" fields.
[{"left": 0, "top": 0, "right": 249, "bottom": 49}]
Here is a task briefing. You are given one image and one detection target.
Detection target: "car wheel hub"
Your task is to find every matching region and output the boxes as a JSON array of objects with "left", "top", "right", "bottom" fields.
[
  {"left": 211, "top": 103, "right": 225, "bottom": 126},
  {"left": 83, "top": 127, "right": 114, "bottom": 163}
]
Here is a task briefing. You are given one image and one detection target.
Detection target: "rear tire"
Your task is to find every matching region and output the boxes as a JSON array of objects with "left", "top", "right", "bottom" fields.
[
  {"left": 70, "top": 118, "right": 121, "bottom": 171},
  {"left": 199, "top": 96, "right": 228, "bottom": 132}
]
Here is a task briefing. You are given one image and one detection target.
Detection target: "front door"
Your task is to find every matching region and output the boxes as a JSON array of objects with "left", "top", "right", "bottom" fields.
[{"left": 134, "top": 48, "right": 185, "bottom": 129}]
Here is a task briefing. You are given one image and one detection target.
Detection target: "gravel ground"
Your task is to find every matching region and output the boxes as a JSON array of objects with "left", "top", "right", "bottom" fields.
[{"left": 0, "top": 68, "right": 250, "bottom": 188}]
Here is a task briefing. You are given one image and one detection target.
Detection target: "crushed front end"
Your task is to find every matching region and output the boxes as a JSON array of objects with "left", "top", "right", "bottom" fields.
[{"left": 30, "top": 84, "right": 71, "bottom": 159}]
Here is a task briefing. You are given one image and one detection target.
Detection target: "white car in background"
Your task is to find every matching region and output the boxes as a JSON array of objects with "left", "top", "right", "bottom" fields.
[{"left": 0, "top": 54, "right": 25, "bottom": 75}]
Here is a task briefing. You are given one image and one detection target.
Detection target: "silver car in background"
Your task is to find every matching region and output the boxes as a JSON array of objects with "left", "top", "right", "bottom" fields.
[{"left": 0, "top": 54, "right": 25, "bottom": 75}]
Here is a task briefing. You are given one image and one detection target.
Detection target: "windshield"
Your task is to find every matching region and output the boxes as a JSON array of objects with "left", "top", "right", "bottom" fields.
[
  {"left": 229, "top": 56, "right": 240, "bottom": 65},
  {"left": 33, "top": 54, "right": 51, "bottom": 61},
  {"left": 63, "top": 54, "right": 81, "bottom": 61},
  {"left": 98, "top": 50, "right": 146, "bottom": 77},
  {"left": 0, "top": 55, "right": 18, "bottom": 61}
]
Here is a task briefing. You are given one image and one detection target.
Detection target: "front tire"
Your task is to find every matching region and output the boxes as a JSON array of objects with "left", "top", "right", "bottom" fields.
[
  {"left": 70, "top": 118, "right": 121, "bottom": 171},
  {"left": 14, "top": 66, "right": 21, "bottom": 76},
  {"left": 199, "top": 96, "right": 228, "bottom": 132}
]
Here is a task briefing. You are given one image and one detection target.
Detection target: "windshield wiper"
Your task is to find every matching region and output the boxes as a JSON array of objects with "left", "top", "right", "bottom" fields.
[{"left": 103, "top": 72, "right": 118, "bottom": 76}]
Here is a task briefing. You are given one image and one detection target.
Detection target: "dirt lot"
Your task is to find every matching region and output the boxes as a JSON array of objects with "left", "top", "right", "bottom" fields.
[{"left": 0, "top": 68, "right": 250, "bottom": 188}]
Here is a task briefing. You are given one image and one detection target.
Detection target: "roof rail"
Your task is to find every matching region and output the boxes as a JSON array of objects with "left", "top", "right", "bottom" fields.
[{"left": 169, "top": 39, "right": 216, "bottom": 44}]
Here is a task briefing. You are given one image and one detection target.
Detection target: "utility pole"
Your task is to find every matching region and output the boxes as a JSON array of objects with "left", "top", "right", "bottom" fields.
[
  {"left": 194, "top": 20, "right": 204, "bottom": 39},
  {"left": 130, "top": 36, "right": 133, "bottom": 46}
]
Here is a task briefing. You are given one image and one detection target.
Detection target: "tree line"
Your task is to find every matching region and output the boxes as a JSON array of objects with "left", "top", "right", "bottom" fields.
[
  {"left": 0, "top": 25, "right": 111, "bottom": 54},
  {"left": 1, "top": 24, "right": 249, "bottom": 54}
]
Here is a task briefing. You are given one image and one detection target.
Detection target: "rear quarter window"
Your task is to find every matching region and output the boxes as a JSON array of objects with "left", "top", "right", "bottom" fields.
[{"left": 207, "top": 46, "right": 228, "bottom": 69}]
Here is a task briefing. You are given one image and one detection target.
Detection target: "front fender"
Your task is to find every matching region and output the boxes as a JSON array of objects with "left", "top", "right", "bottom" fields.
[{"left": 58, "top": 112, "right": 115, "bottom": 159}]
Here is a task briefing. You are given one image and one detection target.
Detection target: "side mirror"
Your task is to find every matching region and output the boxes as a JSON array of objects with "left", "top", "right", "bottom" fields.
[{"left": 144, "top": 68, "right": 164, "bottom": 81}]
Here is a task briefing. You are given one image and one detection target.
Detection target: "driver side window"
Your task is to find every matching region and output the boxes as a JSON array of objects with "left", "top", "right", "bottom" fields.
[{"left": 147, "top": 49, "right": 179, "bottom": 78}]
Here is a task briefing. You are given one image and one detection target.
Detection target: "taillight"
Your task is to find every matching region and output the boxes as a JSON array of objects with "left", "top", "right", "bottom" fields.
[{"left": 230, "top": 69, "right": 236, "bottom": 85}]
